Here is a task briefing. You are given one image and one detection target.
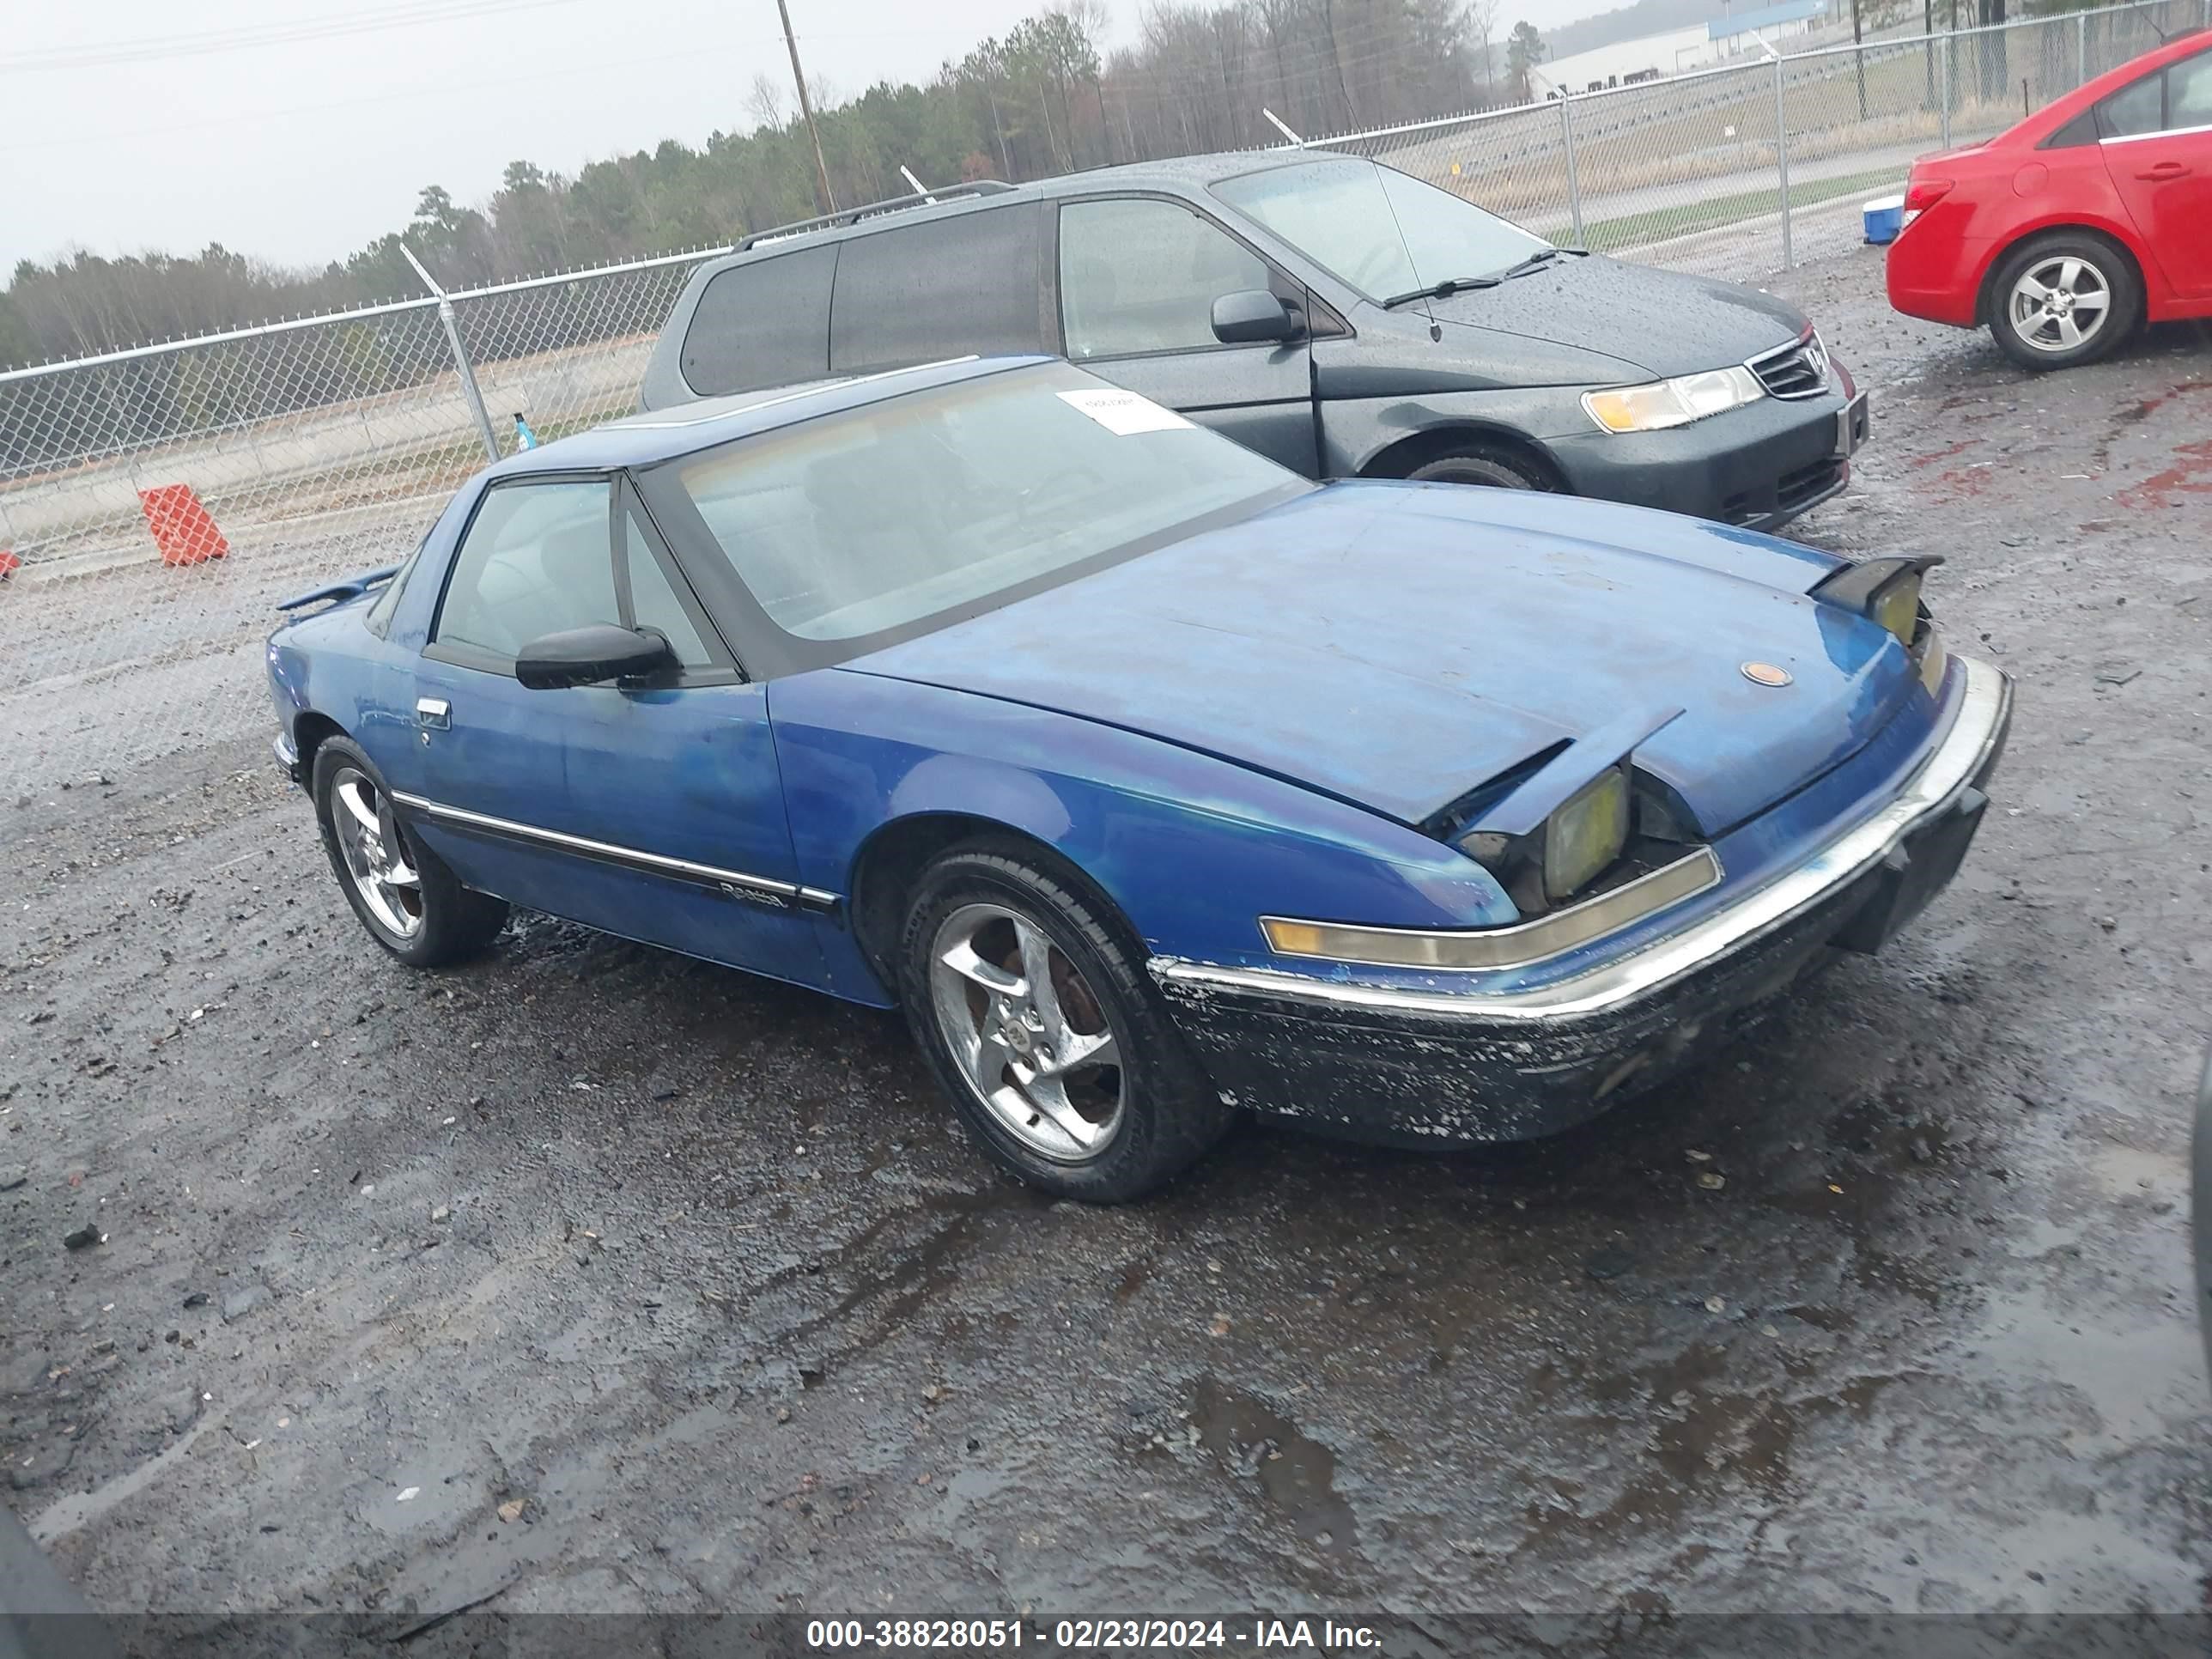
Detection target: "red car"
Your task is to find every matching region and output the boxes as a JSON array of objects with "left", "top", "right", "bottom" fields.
[{"left": 1888, "top": 27, "right": 2212, "bottom": 369}]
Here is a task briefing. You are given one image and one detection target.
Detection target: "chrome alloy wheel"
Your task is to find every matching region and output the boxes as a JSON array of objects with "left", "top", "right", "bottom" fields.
[
  {"left": 927, "top": 902, "right": 1126, "bottom": 1162},
  {"left": 2008, "top": 255, "right": 2112, "bottom": 355},
  {"left": 329, "top": 765, "right": 423, "bottom": 941}
]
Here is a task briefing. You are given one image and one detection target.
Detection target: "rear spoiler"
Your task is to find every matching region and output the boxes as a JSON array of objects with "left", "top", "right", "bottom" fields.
[{"left": 276, "top": 565, "right": 400, "bottom": 614}]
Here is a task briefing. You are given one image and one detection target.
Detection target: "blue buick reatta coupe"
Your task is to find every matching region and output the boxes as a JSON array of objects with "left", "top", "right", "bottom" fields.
[{"left": 267, "top": 356, "right": 2010, "bottom": 1201}]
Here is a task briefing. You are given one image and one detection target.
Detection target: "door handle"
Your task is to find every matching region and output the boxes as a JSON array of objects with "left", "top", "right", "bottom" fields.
[
  {"left": 416, "top": 697, "right": 451, "bottom": 731},
  {"left": 2136, "top": 161, "right": 2190, "bottom": 179}
]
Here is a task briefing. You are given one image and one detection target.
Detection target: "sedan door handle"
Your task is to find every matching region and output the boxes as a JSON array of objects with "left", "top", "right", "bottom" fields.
[
  {"left": 416, "top": 697, "right": 451, "bottom": 730},
  {"left": 2136, "top": 161, "right": 2190, "bottom": 179}
]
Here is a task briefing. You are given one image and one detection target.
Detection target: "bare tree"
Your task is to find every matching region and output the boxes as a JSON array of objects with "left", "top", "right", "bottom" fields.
[{"left": 746, "top": 72, "right": 786, "bottom": 132}]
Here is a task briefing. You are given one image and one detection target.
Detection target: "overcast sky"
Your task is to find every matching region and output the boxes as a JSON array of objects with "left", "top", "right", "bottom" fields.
[{"left": 0, "top": 0, "right": 1610, "bottom": 275}]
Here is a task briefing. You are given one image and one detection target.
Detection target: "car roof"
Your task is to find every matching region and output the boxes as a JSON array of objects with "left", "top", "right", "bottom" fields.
[
  {"left": 726, "top": 149, "right": 1328, "bottom": 255},
  {"left": 1028, "top": 149, "right": 1316, "bottom": 193},
  {"left": 481, "top": 354, "right": 1052, "bottom": 476}
]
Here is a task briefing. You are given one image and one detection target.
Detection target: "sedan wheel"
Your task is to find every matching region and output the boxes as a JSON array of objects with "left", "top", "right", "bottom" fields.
[
  {"left": 310, "top": 734, "right": 508, "bottom": 969},
  {"left": 1990, "top": 234, "right": 2140, "bottom": 371},
  {"left": 898, "top": 843, "right": 1236, "bottom": 1202},
  {"left": 928, "top": 901, "right": 1126, "bottom": 1162},
  {"left": 2007, "top": 256, "right": 2111, "bottom": 356},
  {"left": 330, "top": 766, "right": 423, "bottom": 943}
]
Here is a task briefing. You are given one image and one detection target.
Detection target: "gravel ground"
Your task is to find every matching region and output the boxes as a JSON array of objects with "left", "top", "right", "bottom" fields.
[{"left": 3, "top": 239, "right": 2209, "bottom": 1647}]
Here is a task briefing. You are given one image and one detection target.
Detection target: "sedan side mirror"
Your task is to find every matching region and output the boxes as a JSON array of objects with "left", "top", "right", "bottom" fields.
[
  {"left": 1211, "top": 289, "right": 1301, "bottom": 345},
  {"left": 514, "top": 623, "right": 675, "bottom": 690}
]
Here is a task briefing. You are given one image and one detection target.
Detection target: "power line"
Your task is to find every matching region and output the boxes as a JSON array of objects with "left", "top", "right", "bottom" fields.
[
  {"left": 0, "top": 0, "right": 993, "bottom": 75},
  {"left": 0, "top": 0, "right": 601, "bottom": 72}
]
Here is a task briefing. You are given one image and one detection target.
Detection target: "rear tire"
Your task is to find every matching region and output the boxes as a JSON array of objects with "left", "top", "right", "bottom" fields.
[
  {"left": 312, "top": 736, "right": 507, "bottom": 969},
  {"left": 1404, "top": 444, "right": 1556, "bottom": 491},
  {"left": 1988, "top": 233, "right": 2140, "bottom": 371},
  {"left": 897, "top": 843, "right": 1234, "bottom": 1203}
]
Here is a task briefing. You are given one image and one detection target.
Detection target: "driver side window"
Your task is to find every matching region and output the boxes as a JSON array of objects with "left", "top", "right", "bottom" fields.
[
  {"left": 1058, "top": 198, "right": 1274, "bottom": 360},
  {"left": 435, "top": 480, "right": 617, "bottom": 661}
]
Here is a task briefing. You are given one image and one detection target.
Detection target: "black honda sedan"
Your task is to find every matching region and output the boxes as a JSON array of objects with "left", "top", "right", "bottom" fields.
[{"left": 641, "top": 151, "right": 1870, "bottom": 532}]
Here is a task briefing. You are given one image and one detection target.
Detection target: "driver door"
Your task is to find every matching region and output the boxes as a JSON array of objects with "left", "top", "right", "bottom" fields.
[
  {"left": 404, "top": 473, "right": 827, "bottom": 988},
  {"left": 1054, "top": 195, "right": 1321, "bottom": 476}
]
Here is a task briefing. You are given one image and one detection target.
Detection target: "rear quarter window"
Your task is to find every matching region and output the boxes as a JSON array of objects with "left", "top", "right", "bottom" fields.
[
  {"left": 682, "top": 245, "right": 837, "bottom": 397},
  {"left": 828, "top": 204, "right": 1045, "bottom": 373},
  {"left": 2041, "top": 108, "right": 2100, "bottom": 149}
]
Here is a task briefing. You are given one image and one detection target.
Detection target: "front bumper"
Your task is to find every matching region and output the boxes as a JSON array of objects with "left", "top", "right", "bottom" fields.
[
  {"left": 1153, "top": 655, "right": 2012, "bottom": 1146},
  {"left": 273, "top": 731, "right": 302, "bottom": 788},
  {"left": 1545, "top": 373, "right": 1867, "bottom": 532}
]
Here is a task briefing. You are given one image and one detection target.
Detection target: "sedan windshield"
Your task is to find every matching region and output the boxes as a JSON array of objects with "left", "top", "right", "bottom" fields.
[
  {"left": 662, "top": 362, "right": 1300, "bottom": 645},
  {"left": 1212, "top": 156, "right": 1550, "bottom": 303}
]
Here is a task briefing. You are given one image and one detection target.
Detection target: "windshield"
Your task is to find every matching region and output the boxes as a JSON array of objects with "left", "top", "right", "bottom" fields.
[
  {"left": 665, "top": 362, "right": 1297, "bottom": 644},
  {"left": 1213, "top": 157, "right": 1549, "bottom": 301}
]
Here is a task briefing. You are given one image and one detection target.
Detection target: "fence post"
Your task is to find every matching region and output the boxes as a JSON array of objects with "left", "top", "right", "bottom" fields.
[
  {"left": 1774, "top": 52, "right": 1792, "bottom": 270},
  {"left": 2076, "top": 10, "right": 2087, "bottom": 86},
  {"left": 401, "top": 246, "right": 501, "bottom": 468},
  {"left": 1939, "top": 31, "right": 1952, "bottom": 149},
  {"left": 1559, "top": 94, "right": 1584, "bottom": 246}
]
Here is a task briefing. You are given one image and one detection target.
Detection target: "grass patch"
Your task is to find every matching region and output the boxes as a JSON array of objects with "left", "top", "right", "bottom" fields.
[{"left": 1537, "top": 165, "right": 1905, "bottom": 252}]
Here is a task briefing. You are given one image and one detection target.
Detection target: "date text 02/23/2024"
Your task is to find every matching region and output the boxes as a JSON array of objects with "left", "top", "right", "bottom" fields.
[{"left": 805, "top": 1618, "right": 1385, "bottom": 1651}]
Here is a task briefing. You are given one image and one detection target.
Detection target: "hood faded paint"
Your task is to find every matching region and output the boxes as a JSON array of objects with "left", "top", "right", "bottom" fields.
[
  {"left": 844, "top": 482, "right": 1919, "bottom": 836},
  {"left": 1416, "top": 254, "right": 1810, "bottom": 381}
]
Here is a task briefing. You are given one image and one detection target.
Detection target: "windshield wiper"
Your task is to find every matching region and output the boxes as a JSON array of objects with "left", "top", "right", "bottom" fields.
[
  {"left": 1497, "top": 247, "right": 1570, "bottom": 280},
  {"left": 1381, "top": 274, "right": 1502, "bottom": 308}
]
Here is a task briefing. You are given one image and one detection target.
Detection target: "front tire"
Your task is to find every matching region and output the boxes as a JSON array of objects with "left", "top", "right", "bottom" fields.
[
  {"left": 311, "top": 736, "right": 507, "bottom": 969},
  {"left": 897, "top": 844, "right": 1234, "bottom": 1203},
  {"left": 1403, "top": 444, "right": 1556, "bottom": 491},
  {"left": 1989, "top": 234, "right": 2140, "bottom": 371}
]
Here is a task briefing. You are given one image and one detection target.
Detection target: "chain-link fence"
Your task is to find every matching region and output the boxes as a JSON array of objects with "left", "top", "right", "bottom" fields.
[
  {"left": 1314, "top": 0, "right": 2210, "bottom": 276},
  {"left": 0, "top": 251, "right": 720, "bottom": 793},
  {"left": 3, "top": 0, "right": 2205, "bottom": 793}
]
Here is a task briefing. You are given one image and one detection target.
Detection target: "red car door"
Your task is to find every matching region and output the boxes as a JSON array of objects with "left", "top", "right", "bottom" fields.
[{"left": 2103, "top": 46, "right": 2212, "bottom": 302}]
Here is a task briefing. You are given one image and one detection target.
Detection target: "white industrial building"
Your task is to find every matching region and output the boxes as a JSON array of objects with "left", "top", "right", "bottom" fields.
[{"left": 1535, "top": 0, "right": 1832, "bottom": 96}]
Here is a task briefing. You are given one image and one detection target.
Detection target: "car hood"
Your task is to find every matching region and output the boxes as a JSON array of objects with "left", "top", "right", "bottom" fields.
[
  {"left": 1419, "top": 253, "right": 1810, "bottom": 380},
  {"left": 844, "top": 483, "right": 1922, "bottom": 837}
]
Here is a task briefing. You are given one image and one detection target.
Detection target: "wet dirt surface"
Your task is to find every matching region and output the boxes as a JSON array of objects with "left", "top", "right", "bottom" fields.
[{"left": 3, "top": 240, "right": 2210, "bottom": 1633}]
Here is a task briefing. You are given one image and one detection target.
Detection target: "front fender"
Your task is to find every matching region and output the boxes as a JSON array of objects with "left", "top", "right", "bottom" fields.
[
  {"left": 1319, "top": 382, "right": 1597, "bottom": 479},
  {"left": 769, "top": 669, "right": 1514, "bottom": 1003}
]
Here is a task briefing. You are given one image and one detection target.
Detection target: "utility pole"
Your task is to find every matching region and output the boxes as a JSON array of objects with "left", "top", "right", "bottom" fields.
[
  {"left": 774, "top": 0, "right": 837, "bottom": 214},
  {"left": 1853, "top": 0, "right": 1867, "bottom": 120}
]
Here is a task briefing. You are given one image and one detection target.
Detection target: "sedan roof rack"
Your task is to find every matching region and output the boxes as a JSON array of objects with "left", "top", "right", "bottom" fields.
[{"left": 737, "top": 180, "right": 1017, "bottom": 250}]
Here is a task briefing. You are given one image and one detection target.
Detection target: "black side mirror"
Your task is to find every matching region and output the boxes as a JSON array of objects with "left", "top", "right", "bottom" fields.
[
  {"left": 1211, "top": 289, "right": 1301, "bottom": 345},
  {"left": 514, "top": 624, "right": 675, "bottom": 690}
]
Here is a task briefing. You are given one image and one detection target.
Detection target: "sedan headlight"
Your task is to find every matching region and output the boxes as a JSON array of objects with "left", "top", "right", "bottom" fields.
[
  {"left": 1583, "top": 366, "right": 1765, "bottom": 434},
  {"left": 1870, "top": 571, "right": 1922, "bottom": 645},
  {"left": 1542, "top": 764, "right": 1631, "bottom": 901},
  {"left": 1813, "top": 555, "right": 1939, "bottom": 646}
]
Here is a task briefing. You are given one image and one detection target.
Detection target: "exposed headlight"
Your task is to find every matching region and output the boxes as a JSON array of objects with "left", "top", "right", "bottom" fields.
[
  {"left": 1582, "top": 366, "right": 1765, "bottom": 434},
  {"left": 1813, "top": 555, "right": 1938, "bottom": 647},
  {"left": 1542, "top": 764, "right": 1631, "bottom": 901},
  {"left": 1870, "top": 569, "right": 1922, "bottom": 645}
]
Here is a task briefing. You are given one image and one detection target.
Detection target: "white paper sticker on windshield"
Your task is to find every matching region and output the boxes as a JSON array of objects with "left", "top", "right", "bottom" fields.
[{"left": 1055, "top": 388, "right": 1194, "bottom": 435}]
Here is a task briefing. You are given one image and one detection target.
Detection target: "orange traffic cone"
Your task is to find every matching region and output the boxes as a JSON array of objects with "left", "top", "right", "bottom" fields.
[{"left": 139, "top": 485, "right": 230, "bottom": 568}]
